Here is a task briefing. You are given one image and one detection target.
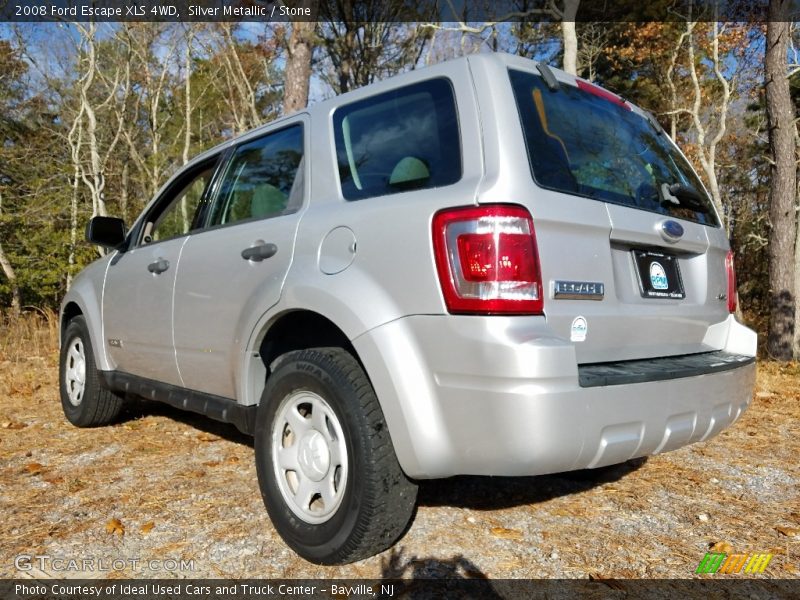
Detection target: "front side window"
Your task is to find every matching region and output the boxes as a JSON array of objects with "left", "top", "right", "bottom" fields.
[
  {"left": 509, "top": 69, "right": 719, "bottom": 227},
  {"left": 145, "top": 165, "right": 215, "bottom": 244},
  {"left": 210, "top": 125, "right": 304, "bottom": 226},
  {"left": 333, "top": 78, "right": 462, "bottom": 201}
]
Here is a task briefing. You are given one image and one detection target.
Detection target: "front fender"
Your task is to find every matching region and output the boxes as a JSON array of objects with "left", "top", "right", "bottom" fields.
[{"left": 60, "top": 255, "right": 114, "bottom": 371}]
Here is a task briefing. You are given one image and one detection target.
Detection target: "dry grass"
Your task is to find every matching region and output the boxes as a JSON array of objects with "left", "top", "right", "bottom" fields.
[
  {"left": 0, "top": 319, "right": 798, "bottom": 580},
  {"left": 0, "top": 309, "right": 59, "bottom": 364}
]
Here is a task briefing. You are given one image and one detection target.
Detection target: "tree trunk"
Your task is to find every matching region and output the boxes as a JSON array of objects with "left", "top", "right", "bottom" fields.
[
  {"left": 0, "top": 241, "right": 20, "bottom": 317},
  {"left": 794, "top": 100, "right": 800, "bottom": 358},
  {"left": 283, "top": 21, "right": 314, "bottom": 115},
  {"left": 684, "top": 20, "right": 732, "bottom": 233},
  {"left": 0, "top": 190, "right": 20, "bottom": 317},
  {"left": 794, "top": 211, "right": 800, "bottom": 357},
  {"left": 67, "top": 162, "right": 79, "bottom": 290},
  {"left": 77, "top": 23, "right": 107, "bottom": 218},
  {"left": 765, "top": 5, "right": 797, "bottom": 361},
  {"left": 181, "top": 28, "right": 194, "bottom": 232},
  {"left": 120, "top": 162, "right": 129, "bottom": 223},
  {"left": 560, "top": 0, "right": 580, "bottom": 76}
]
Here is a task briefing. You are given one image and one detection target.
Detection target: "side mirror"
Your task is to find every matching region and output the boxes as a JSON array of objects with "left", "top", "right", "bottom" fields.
[{"left": 85, "top": 216, "right": 126, "bottom": 249}]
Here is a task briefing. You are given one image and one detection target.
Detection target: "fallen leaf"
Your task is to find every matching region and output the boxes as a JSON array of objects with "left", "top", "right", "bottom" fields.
[
  {"left": 709, "top": 541, "right": 733, "bottom": 554},
  {"left": 43, "top": 476, "right": 64, "bottom": 485},
  {"left": 67, "top": 479, "right": 87, "bottom": 493},
  {"left": 202, "top": 461, "right": 220, "bottom": 467},
  {"left": 196, "top": 433, "right": 218, "bottom": 442},
  {"left": 140, "top": 521, "right": 155, "bottom": 534},
  {"left": 2, "top": 421, "right": 26, "bottom": 430},
  {"left": 225, "top": 455, "right": 240, "bottom": 464},
  {"left": 24, "top": 462, "right": 44, "bottom": 475},
  {"left": 490, "top": 527, "right": 523, "bottom": 541},
  {"left": 105, "top": 518, "right": 125, "bottom": 536},
  {"left": 776, "top": 526, "right": 799, "bottom": 537}
]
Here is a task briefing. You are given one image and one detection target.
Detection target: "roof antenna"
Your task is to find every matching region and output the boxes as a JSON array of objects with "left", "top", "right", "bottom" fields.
[{"left": 536, "top": 63, "right": 560, "bottom": 91}]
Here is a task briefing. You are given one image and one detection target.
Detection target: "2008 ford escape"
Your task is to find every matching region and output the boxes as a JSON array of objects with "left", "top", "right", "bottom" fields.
[{"left": 59, "top": 53, "right": 756, "bottom": 564}]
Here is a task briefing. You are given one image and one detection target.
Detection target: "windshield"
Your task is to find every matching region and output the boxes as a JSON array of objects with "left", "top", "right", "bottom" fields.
[{"left": 508, "top": 69, "right": 720, "bottom": 227}]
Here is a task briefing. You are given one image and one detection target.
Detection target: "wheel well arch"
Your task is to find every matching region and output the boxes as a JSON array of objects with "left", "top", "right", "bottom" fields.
[
  {"left": 248, "top": 310, "right": 362, "bottom": 406},
  {"left": 61, "top": 302, "right": 84, "bottom": 341},
  {"left": 257, "top": 310, "right": 357, "bottom": 373}
]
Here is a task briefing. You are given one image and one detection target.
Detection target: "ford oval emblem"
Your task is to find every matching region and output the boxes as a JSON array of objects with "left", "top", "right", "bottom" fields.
[{"left": 660, "top": 220, "right": 684, "bottom": 241}]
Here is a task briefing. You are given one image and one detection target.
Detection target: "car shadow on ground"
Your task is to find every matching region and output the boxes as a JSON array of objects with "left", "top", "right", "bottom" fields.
[
  {"left": 121, "top": 399, "right": 255, "bottom": 448},
  {"left": 121, "top": 398, "right": 647, "bottom": 511},
  {"left": 377, "top": 547, "right": 503, "bottom": 598},
  {"left": 416, "top": 458, "right": 648, "bottom": 510}
]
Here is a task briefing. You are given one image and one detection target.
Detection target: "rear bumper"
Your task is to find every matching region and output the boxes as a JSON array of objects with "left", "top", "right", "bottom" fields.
[{"left": 353, "top": 314, "right": 756, "bottom": 479}]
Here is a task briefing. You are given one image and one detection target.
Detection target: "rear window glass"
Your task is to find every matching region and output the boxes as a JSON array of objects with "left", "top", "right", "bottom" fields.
[
  {"left": 509, "top": 69, "right": 720, "bottom": 227},
  {"left": 333, "top": 78, "right": 461, "bottom": 201}
]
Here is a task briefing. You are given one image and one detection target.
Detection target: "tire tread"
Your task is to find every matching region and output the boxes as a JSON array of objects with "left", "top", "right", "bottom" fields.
[{"left": 257, "top": 346, "right": 417, "bottom": 564}]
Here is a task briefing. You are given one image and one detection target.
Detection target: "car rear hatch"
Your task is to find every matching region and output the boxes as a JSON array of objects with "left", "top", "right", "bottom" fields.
[{"left": 505, "top": 66, "right": 731, "bottom": 363}]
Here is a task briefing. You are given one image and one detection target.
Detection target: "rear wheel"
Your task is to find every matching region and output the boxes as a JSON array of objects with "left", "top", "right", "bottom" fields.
[
  {"left": 254, "top": 347, "right": 417, "bottom": 564},
  {"left": 59, "top": 316, "right": 124, "bottom": 427}
]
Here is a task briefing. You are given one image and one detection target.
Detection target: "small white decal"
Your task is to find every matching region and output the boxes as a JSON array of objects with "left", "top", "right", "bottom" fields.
[
  {"left": 649, "top": 261, "right": 669, "bottom": 290},
  {"left": 570, "top": 316, "right": 588, "bottom": 342}
]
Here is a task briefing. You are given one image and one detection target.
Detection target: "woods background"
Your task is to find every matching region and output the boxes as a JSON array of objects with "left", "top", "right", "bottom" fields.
[{"left": 0, "top": 1, "right": 798, "bottom": 359}]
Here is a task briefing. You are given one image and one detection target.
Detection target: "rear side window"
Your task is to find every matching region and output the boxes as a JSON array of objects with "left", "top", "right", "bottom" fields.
[
  {"left": 333, "top": 78, "right": 461, "bottom": 201},
  {"left": 210, "top": 124, "right": 304, "bottom": 226},
  {"left": 509, "top": 69, "right": 719, "bottom": 227}
]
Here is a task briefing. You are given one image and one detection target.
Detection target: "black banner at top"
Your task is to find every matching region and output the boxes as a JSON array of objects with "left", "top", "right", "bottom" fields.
[{"left": 1, "top": 0, "right": 798, "bottom": 23}]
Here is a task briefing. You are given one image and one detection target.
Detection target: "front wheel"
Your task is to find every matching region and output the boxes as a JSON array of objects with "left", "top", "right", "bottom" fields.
[
  {"left": 59, "top": 316, "right": 125, "bottom": 427},
  {"left": 254, "top": 348, "right": 417, "bottom": 564}
]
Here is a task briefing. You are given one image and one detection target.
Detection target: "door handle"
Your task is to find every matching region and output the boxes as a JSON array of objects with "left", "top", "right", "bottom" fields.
[
  {"left": 241, "top": 243, "right": 278, "bottom": 262},
  {"left": 147, "top": 258, "right": 170, "bottom": 274}
]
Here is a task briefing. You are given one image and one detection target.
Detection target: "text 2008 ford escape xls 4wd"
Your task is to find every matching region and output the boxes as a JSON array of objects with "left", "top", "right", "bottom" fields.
[{"left": 60, "top": 53, "right": 756, "bottom": 564}]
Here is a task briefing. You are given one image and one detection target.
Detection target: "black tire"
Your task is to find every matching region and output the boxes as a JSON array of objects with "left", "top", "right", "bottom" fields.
[
  {"left": 254, "top": 347, "right": 417, "bottom": 564},
  {"left": 59, "top": 316, "right": 125, "bottom": 427}
]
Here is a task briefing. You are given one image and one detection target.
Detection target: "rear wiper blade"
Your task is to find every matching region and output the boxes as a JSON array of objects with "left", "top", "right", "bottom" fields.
[
  {"left": 536, "top": 63, "right": 560, "bottom": 91},
  {"left": 659, "top": 182, "right": 710, "bottom": 213}
]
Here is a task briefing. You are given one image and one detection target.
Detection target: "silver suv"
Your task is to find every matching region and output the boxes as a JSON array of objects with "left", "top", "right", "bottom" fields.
[{"left": 60, "top": 53, "right": 756, "bottom": 564}]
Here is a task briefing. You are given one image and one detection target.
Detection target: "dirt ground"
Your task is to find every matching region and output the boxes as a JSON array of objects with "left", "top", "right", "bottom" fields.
[{"left": 0, "top": 327, "right": 798, "bottom": 581}]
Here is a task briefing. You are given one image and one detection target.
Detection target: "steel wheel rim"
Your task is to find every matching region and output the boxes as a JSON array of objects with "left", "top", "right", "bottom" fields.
[
  {"left": 64, "top": 337, "right": 86, "bottom": 407},
  {"left": 271, "top": 390, "right": 348, "bottom": 524}
]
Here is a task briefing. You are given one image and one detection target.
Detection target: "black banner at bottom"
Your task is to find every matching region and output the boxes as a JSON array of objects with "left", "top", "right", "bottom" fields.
[{"left": 3, "top": 579, "right": 800, "bottom": 600}]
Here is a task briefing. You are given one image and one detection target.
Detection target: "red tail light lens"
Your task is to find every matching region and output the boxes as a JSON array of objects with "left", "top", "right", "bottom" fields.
[
  {"left": 725, "top": 249, "right": 737, "bottom": 314},
  {"left": 432, "top": 205, "right": 544, "bottom": 315}
]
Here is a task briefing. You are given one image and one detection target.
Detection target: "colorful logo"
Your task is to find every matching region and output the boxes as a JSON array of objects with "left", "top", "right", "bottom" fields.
[
  {"left": 649, "top": 261, "right": 669, "bottom": 290},
  {"left": 695, "top": 551, "right": 773, "bottom": 574},
  {"left": 570, "top": 315, "right": 587, "bottom": 342}
]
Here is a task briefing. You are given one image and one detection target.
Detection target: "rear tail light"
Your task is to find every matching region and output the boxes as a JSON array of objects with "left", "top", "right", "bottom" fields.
[
  {"left": 725, "top": 249, "right": 737, "bottom": 314},
  {"left": 432, "top": 204, "right": 544, "bottom": 315}
]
